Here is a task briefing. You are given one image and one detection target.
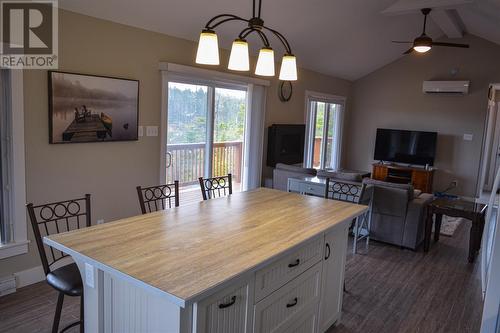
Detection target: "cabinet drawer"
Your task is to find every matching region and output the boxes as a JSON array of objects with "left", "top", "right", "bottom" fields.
[
  {"left": 287, "top": 179, "right": 302, "bottom": 193},
  {"left": 300, "top": 182, "right": 325, "bottom": 196},
  {"left": 275, "top": 304, "right": 318, "bottom": 333},
  {"left": 195, "top": 279, "right": 252, "bottom": 333},
  {"left": 254, "top": 236, "right": 323, "bottom": 301},
  {"left": 254, "top": 262, "right": 322, "bottom": 333}
]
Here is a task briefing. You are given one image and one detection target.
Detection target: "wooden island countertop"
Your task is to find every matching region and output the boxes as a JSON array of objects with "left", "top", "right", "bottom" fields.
[{"left": 45, "top": 188, "right": 367, "bottom": 307}]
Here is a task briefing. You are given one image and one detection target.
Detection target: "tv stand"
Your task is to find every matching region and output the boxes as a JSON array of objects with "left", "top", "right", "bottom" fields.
[{"left": 372, "top": 163, "right": 434, "bottom": 193}]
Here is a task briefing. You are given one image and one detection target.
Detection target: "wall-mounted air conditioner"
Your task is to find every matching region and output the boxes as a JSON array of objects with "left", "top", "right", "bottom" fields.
[{"left": 422, "top": 80, "right": 470, "bottom": 94}]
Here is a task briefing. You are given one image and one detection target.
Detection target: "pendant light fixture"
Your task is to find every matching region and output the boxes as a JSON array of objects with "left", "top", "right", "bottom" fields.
[{"left": 195, "top": 0, "right": 297, "bottom": 81}]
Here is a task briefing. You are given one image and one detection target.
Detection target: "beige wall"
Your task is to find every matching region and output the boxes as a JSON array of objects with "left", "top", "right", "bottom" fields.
[
  {"left": 344, "top": 35, "right": 500, "bottom": 196},
  {"left": 0, "top": 10, "right": 351, "bottom": 277}
]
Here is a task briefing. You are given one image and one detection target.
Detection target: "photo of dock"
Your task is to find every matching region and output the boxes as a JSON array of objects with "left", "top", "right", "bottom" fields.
[{"left": 49, "top": 71, "right": 139, "bottom": 143}]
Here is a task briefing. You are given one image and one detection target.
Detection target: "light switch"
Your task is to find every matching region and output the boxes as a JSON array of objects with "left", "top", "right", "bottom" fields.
[
  {"left": 146, "top": 126, "right": 158, "bottom": 137},
  {"left": 85, "top": 263, "right": 94, "bottom": 288},
  {"left": 463, "top": 133, "right": 473, "bottom": 141},
  {"left": 138, "top": 126, "right": 144, "bottom": 137}
]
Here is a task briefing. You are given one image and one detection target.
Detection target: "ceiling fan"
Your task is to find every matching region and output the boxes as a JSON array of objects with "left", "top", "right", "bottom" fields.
[{"left": 392, "top": 8, "right": 470, "bottom": 54}]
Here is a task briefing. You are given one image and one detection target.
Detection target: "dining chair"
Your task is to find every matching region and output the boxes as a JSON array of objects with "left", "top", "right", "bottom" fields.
[
  {"left": 26, "top": 194, "right": 91, "bottom": 333},
  {"left": 136, "top": 181, "right": 180, "bottom": 214},
  {"left": 198, "top": 174, "right": 232, "bottom": 200}
]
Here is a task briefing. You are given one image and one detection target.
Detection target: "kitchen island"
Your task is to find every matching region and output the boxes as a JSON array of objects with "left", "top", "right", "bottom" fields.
[{"left": 44, "top": 188, "right": 367, "bottom": 333}]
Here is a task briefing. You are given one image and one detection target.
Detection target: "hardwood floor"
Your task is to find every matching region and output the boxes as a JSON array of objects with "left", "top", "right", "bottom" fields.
[
  {"left": 330, "top": 219, "right": 483, "bottom": 333},
  {"left": 0, "top": 219, "right": 482, "bottom": 333}
]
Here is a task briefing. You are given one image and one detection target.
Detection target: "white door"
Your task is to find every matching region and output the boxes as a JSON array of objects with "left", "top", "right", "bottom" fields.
[{"left": 318, "top": 226, "right": 349, "bottom": 332}]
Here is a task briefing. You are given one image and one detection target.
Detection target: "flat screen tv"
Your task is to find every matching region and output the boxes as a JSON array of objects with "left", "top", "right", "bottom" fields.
[
  {"left": 374, "top": 128, "right": 437, "bottom": 166},
  {"left": 267, "top": 124, "right": 305, "bottom": 167}
]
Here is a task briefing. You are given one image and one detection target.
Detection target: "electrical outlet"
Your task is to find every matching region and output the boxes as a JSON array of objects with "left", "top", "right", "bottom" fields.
[
  {"left": 97, "top": 219, "right": 104, "bottom": 225},
  {"left": 451, "top": 180, "right": 458, "bottom": 188},
  {"left": 146, "top": 126, "right": 158, "bottom": 137},
  {"left": 463, "top": 133, "right": 473, "bottom": 141}
]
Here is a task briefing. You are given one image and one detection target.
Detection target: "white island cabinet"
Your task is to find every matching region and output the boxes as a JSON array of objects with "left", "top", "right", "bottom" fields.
[{"left": 44, "top": 188, "right": 366, "bottom": 333}]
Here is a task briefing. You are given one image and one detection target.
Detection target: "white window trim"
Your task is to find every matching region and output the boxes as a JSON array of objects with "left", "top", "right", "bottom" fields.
[
  {"left": 303, "top": 90, "right": 346, "bottom": 169},
  {"left": 0, "top": 69, "right": 28, "bottom": 259}
]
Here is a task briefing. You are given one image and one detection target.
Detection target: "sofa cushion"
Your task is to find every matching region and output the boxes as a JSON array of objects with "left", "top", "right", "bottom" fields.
[
  {"left": 362, "top": 178, "right": 414, "bottom": 201},
  {"left": 275, "top": 163, "right": 317, "bottom": 175},
  {"left": 317, "top": 170, "right": 363, "bottom": 182}
]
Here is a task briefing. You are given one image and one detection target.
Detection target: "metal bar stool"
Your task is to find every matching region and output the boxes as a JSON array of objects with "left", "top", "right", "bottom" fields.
[
  {"left": 198, "top": 174, "right": 232, "bottom": 200},
  {"left": 26, "top": 194, "right": 91, "bottom": 333},
  {"left": 136, "top": 181, "right": 180, "bottom": 213}
]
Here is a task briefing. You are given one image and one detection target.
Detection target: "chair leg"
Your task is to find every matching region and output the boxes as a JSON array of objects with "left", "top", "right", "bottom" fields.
[
  {"left": 80, "top": 294, "right": 84, "bottom": 333},
  {"left": 353, "top": 217, "right": 360, "bottom": 254},
  {"left": 52, "top": 292, "right": 64, "bottom": 333}
]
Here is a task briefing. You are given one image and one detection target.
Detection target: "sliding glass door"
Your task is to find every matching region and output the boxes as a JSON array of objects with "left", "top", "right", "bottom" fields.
[
  {"left": 166, "top": 81, "right": 247, "bottom": 204},
  {"left": 305, "top": 96, "right": 344, "bottom": 170}
]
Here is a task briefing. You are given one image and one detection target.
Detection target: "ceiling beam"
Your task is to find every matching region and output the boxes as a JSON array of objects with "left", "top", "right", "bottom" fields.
[
  {"left": 430, "top": 9, "right": 464, "bottom": 38},
  {"left": 382, "top": 0, "right": 473, "bottom": 16}
]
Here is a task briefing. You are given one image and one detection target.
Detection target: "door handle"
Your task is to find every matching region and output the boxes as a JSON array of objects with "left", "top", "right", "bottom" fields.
[
  {"left": 286, "top": 297, "right": 298, "bottom": 308},
  {"left": 325, "top": 243, "right": 331, "bottom": 260},
  {"left": 218, "top": 296, "right": 236, "bottom": 309},
  {"left": 166, "top": 151, "right": 172, "bottom": 168},
  {"left": 288, "top": 259, "right": 300, "bottom": 268}
]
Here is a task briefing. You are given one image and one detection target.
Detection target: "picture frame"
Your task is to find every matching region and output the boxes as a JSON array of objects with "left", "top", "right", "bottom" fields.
[{"left": 48, "top": 71, "right": 140, "bottom": 143}]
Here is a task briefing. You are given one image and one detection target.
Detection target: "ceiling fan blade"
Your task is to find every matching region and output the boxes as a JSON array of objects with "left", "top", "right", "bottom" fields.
[
  {"left": 432, "top": 42, "right": 470, "bottom": 48},
  {"left": 392, "top": 41, "right": 412, "bottom": 44},
  {"left": 404, "top": 48, "right": 414, "bottom": 54}
]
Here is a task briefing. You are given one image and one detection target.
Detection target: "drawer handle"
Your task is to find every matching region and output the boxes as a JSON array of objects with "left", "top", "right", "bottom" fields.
[
  {"left": 286, "top": 297, "right": 298, "bottom": 308},
  {"left": 288, "top": 259, "right": 300, "bottom": 268},
  {"left": 325, "top": 243, "right": 331, "bottom": 260},
  {"left": 218, "top": 296, "right": 236, "bottom": 309}
]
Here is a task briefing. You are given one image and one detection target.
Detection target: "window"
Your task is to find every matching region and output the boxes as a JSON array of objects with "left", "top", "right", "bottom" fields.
[
  {"left": 0, "top": 68, "right": 27, "bottom": 259},
  {"left": 165, "top": 80, "right": 247, "bottom": 205},
  {"left": 304, "top": 92, "right": 345, "bottom": 170}
]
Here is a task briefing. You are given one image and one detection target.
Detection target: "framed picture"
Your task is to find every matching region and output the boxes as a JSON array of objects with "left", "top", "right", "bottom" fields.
[{"left": 48, "top": 71, "right": 139, "bottom": 143}]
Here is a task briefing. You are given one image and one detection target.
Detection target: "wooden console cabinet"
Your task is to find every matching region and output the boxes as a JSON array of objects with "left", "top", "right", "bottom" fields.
[{"left": 372, "top": 163, "right": 434, "bottom": 193}]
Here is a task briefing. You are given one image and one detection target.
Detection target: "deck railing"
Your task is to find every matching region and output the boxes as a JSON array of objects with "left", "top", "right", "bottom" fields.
[{"left": 166, "top": 141, "right": 243, "bottom": 185}]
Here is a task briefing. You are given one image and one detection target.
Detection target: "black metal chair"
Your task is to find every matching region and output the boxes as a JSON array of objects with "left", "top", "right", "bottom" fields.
[
  {"left": 324, "top": 178, "right": 373, "bottom": 254},
  {"left": 136, "top": 181, "right": 180, "bottom": 214},
  {"left": 27, "top": 194, "right": 91, "bottom": 333},
  {"left": 198, "top": 174, "right": 232, "bottom": 200}
]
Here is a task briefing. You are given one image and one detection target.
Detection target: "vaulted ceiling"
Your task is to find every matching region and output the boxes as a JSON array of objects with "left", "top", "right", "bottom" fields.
[{"left": 59, "top": 0, "right": 500, "bottom": 81}]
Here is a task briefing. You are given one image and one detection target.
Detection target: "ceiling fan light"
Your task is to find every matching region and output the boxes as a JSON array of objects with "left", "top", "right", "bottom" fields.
[
  {"left": 228, "top": 39, "right": 250, "bottom": 71},
  {"left": 196, "top": 29, "right": 220, "bottom": 65},
  {"left": 279, "top": 54, "right": 297, "bottom": 81},
  {"left": 414, "top": 45, "right": 431, "bottom": 53},
  {"left": 255, "top": 47, "right": 275, "bottom": 76}
]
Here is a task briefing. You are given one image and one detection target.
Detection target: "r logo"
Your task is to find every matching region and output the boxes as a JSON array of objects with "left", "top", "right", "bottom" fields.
[{"left": 1, "top": 1, "right": 53, "bottom": 54}]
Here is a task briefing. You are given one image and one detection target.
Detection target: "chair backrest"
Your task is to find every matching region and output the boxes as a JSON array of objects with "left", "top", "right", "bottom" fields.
[
  {"left": 324, "top": 178, "right": 363, "bottom": 203},
  {"left": 136, "top": 181, "right": 179, "bottom": 214},
  {"left": 26, "top": 194, "right": 91, "bottom": 276},
  {"left": 198, "top": 174, "right": 232, "bottom": 200}
]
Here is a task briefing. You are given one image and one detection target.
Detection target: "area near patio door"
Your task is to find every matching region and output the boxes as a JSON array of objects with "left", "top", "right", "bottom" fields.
[{"left": 166, "top": 81, "right": 247, "bottom": 205}]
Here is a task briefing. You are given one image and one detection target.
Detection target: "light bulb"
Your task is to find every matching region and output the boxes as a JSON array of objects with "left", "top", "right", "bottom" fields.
[
  {"left": 279, "top": 54, "right": 297, "bottom": 81},
  {"left": 255, "top": 47, "right": 275, "bottom": 76},
  {"left": 414, "top": 46, "right": 431, "bottom": 53},
  {"left": 228, "top": 39, "right": 250, "bottom": 71},
  {"left": 195, "top": 29, "right": 220, "bottom": 65}
]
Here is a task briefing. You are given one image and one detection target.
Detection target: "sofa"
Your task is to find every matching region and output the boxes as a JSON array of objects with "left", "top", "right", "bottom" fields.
[{"left": 362, "top": 178, "right": 433, "bottom": 250}]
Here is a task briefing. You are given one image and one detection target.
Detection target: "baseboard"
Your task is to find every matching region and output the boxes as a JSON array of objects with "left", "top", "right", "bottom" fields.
[{"left": 14, "top": 265, "right": 45, "bottom": 288}]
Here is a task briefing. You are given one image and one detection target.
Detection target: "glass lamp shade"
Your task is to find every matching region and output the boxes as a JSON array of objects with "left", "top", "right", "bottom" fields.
[
  {"left": 255, "top": 47, "right": 275, "bottom": 76},
  {"left": 279, "top": 54, "right": 297, "bottom": 81},
  {"left": 195, "top": 30, "right": 220, "bottom": 65},
  {"left": 228, "top": 39, "right": 250, "bottom": 71},
  {"left": 414, "top": 45, "right": 431, "bottom": 53}
]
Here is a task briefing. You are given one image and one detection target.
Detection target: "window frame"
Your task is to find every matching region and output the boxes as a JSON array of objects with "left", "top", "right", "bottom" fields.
[
  {"left": 0, "top": 69, "right": 28, "bottom": 259},
  {"left": 303, "top": 90, "right": 346, "bottom": 170}
]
